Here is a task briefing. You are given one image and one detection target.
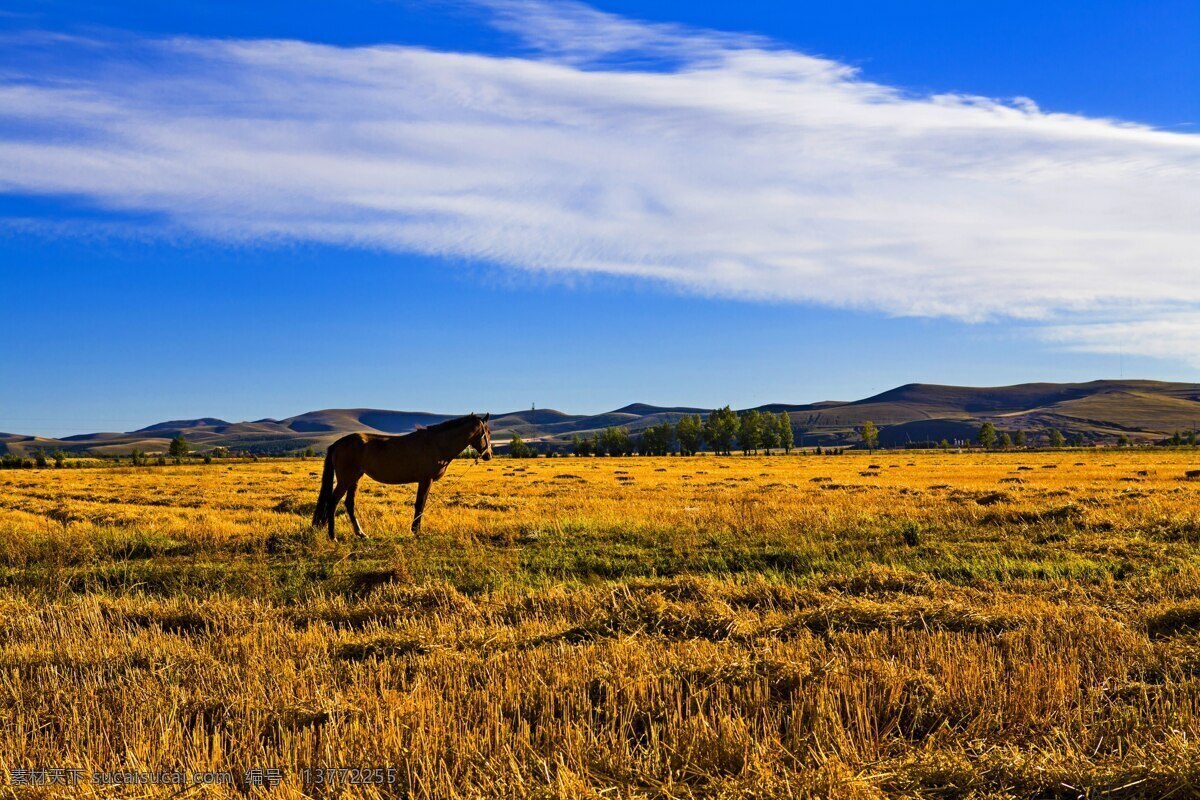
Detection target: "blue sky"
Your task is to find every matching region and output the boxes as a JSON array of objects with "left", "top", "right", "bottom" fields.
[{"left": 1, "top": 1, "right": 1197, "bottom": 436}]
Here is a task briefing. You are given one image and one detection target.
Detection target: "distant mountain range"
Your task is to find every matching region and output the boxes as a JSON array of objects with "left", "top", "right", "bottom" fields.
[{"left": 4, "top": 380, "right": 1200, "bottom": 456}]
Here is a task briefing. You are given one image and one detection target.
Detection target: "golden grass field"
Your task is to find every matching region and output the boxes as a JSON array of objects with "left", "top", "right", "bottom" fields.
[{"left": 3, "top": 450, "right": 1200, "bottom": 798}]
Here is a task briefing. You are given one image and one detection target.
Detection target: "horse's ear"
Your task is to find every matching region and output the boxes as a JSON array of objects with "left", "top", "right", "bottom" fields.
[{"left": 483, "top": 412, "right": 490, "bottom": 423}]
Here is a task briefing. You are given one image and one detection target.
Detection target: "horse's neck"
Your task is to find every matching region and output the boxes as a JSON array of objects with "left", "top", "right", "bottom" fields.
[{"left": 433, "top": 422, "right": 473, "bottom": 461}]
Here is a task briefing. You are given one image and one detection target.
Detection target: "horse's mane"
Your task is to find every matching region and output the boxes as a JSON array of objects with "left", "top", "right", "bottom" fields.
[{"left": 414, "top": 414, "right": 478, "bottom": 435}]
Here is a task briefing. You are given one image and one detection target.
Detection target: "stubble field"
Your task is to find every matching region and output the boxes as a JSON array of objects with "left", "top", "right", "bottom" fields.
[{"left": 3, "top": 451, "right": 1200, "bottom": 798}]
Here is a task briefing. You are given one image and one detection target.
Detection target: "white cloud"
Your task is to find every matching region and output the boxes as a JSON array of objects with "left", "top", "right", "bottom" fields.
[
  {"left": 0, "top": 1, "right": 1198, "bottom": 359},
  {"left": 1041, "top": 313, "right": 1200, "bottom": 362},
  {"left": 475, "top": 0, "right": 771, "bottom": 65}
]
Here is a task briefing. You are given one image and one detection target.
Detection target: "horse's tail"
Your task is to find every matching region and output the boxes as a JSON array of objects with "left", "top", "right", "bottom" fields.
[{"left": 311, "top": 448, "right": 335, "bottom": 528}]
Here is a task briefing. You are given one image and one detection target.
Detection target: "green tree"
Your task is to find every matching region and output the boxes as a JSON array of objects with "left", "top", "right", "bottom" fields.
[
  {"left": 759, "top": 414, "right": 781, "bottom": 453},
  {"left": 676, "top": 414, "right": 703, "bottom": 456},
  {"left": 51, "top": 449, "right": 66, "bottom": 468},
  {"left": 859, "top": 420, "right": 879, "bottom": 453},
  {"left": 738, "top": 410, "right": 763, "bottom": 455},
  {"left": 616, "top": 428, "right": 632, "bottom": 456},
  {"left": 638, "top": 423, "right": 674, "bottom": 456},
  {"left": 596, "top": 427, "right": 626, "bottom": 456},
  {"left": 1014, "top": 430, "right": 1026, "bottom": 448},
  {"left": 1188, "top": 430, "right": 1198, "bottom": 446},
  {"left": 777, "top": 412, "right": 794, "bottom": 454},
  {"left": 168, "top": 435, "right": 190, "bottom": 463},
  {"left": 1048, "top": 429, "right": 1065, "bottom": 448},
  {"left": 656, "top": 422, "right": 675, "bottom": 455},
  {"left": 1116, "top": 434, "right": 1130, "bottom": 447},
  {"left": 999, "top": 432, "right": 1012, "bottom": 449},
  {"left": 571, "top": 434, "right": 593, "bottom": 457},
  {"left": 939, "top": 439, "right": 950, "bottom": 450},
  {"left": 508, "top": 433, "right": 532, "bottom": 458},
  {"left": 978, "top": 422, "right": 997, "bottom": 449},
  {"left": 600, "top": 427, "right": 632, "bottom": 456},
  {"left": 736, "top": 410, "right": 757, "bottom": 454},
  {"left": 703, "top": 407, "right": 738, "bottom": 456}
]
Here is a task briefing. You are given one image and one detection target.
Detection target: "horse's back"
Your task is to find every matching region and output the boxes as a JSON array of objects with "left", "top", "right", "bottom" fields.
[
  {"left": 330, "top": 431, "right": 370, "bottom": 455},
  {"left": 362, "top": 432, "right": 430, "bottom": 484},
  {"left": 330, "top": 430, "right": 445, "bottom": 485}
]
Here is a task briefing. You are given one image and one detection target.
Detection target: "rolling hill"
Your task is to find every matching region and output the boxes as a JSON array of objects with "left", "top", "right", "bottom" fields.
[{"left": 4, "top": 380, "right": 1199, "bottom": 456}]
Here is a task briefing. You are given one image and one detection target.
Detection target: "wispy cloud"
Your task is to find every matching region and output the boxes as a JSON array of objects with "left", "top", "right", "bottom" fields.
[
  {"left": 475, "top": 0, "right": 772, "bottom": 66},
  {"left": 1, "top": 1, "right": 1198, "bottom": 359},
  {"left": 1041, "top": 312, "right": 1200, "bottom": 362}
]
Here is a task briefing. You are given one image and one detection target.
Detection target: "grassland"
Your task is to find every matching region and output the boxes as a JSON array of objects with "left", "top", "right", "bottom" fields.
[{"left": 3, "top": 451, "right": 1200, "bottom": 798}]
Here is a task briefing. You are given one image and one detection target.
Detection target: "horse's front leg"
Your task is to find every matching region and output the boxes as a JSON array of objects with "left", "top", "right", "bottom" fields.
[{"left": 412, "top": 478, "right": 432, "bottom": 534}]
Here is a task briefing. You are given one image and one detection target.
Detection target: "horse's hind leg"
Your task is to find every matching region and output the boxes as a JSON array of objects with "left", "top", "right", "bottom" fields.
[
  {"left": 328, "top": 483, "right": 348, "bottom": 540},
  {"left": 345, "top": 479, "right": 368, "bottom": 538}
]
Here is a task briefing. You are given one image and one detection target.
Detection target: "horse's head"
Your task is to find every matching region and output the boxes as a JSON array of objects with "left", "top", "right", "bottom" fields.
[{"left": 470, "top": 413, "right": 492, "bottom": 461}]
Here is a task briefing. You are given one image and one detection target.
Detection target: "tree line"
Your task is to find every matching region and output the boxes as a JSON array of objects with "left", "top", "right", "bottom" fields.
[
  {"left": 9, "top": 418, "right": 1196, "bottom": 470},
  {"left": 558, "top": 408, "right": 795, "bottom": 457},
  {"left": 969, "top": 423, "right": 1200, "bottom": 450}
]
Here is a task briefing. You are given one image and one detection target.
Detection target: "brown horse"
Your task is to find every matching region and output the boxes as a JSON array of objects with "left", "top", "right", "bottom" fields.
[{"left": 311, "top": 413, "right": 492, "bottom": 538}]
